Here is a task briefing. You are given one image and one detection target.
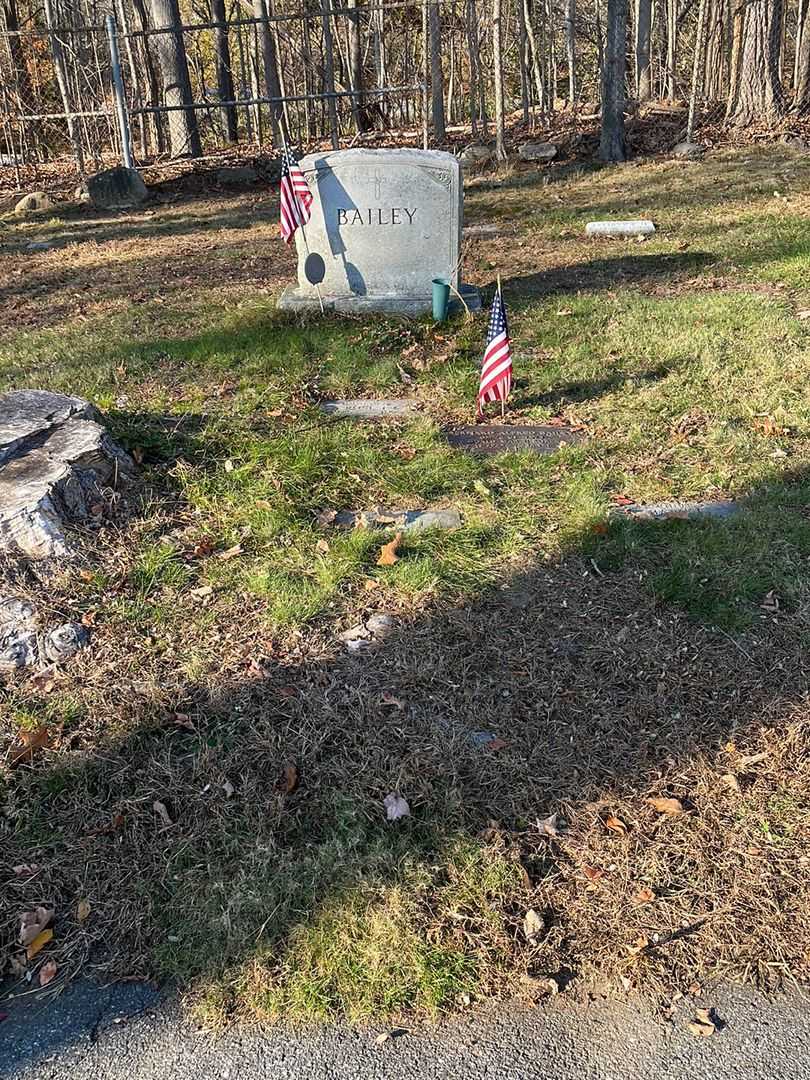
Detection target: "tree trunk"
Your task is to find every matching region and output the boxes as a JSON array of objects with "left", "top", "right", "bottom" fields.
[
  {"left": 516, "top": 0, "right": 530, "bottom": 119},
  {"left": 428, "top": 0, "right": 446, "bottom": 140},
  {"left": 253, "top": 0, "right": 283, "bottom": 144},
  {"left": 564, "top": 0, "right": 576, "bottom": 104},
  {"left": 43, "top": 0, "right": 85, "bottom": 171},
  {"left": 635, "top": 0, "right": 652, "bottom": 100},
  {"left": 726, "top": 0, "right": 784, "bottom": 123},
  {"left": 686, "top": 0, "right": 708, "bottom": 140},
  {"left": 132, "top": 0, "right": 167, "bottom": 154},
  {"left": 320, "top": 0, "right": 340, "bottom": 148},
  {"left": 492, "top": 0, "right": 506, "bottom": 158},
  {"left": 600, "top": 0, "right": 628, "bottom": 160},
  {"left": 148, "top": 0, "right": 202, "bottom": 157},
  {"left": 665, "top": 0, "right": 676, "bottom": 97},
  {"left": 346, "top": 0, "right": 369, "bottom": 132},
  {"left": 210, "top": 0, "right": 237, "bottom": 141},
  {"left": 795, "top": 0, "right": 810, "bottom": 107}
]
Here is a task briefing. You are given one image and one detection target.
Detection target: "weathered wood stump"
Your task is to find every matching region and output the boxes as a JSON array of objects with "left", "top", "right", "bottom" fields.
[{"left": 0, "top": 390, "right": 136, "bottom": 560}]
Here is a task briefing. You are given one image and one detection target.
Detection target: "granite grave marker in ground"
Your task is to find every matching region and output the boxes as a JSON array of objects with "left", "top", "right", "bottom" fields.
[
  {"left": 279, "top": 148, "right": 480, "bottom": 315},
  {"left": 447, "top": 424, "right": 584, "bottom": 455}
]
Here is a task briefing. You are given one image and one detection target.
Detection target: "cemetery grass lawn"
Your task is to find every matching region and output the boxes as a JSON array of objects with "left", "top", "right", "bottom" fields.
[{"left": 1, "top": 145, "right": 810, "bottom": 1022}]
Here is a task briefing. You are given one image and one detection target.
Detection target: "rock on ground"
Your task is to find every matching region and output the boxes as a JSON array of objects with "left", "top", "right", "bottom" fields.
[
  {"left": 0, "top": 596, "right": 90, "bottom": 673},
  {"left": 14, "top": 192, "right": 58, "bottom": 216},
  {"left": 518, "top": 142, "right": 558, "bottom": 162},
  {"left": 672, "top": 140, "right": 704, "bottom": 159},
  {"left": 86, "top": 166, "right": 148, "bottom": 209},
  {"left": 0, "top": 389, "right": 136, "bottom": 560},
  {"left": 460, "top": 145, "right": 494, "bottom": 169},
  {"left": 216, "top": 166, "right": 259, "bottom": 185}
]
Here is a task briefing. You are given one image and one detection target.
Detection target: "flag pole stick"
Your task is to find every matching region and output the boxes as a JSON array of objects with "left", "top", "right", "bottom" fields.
[
  {"left": 497, "top": 273, "right": 505, "bottom": 419},
  {"left": 282, "top": 131, "right": 324, "bottom": 315}
]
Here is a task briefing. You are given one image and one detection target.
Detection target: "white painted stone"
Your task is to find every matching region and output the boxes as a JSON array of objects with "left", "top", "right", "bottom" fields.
[
  {"left": 320, "top": 399, "right": 418, "bottom": 418},
  {"left": 586, "top": 220, "right": 656, "bottom": 238},
  {"left": 279, "top": 148, "right": 481, "bottom": 315},
  {"left": 613, "top": 499, "right": 739, "bottom": 522}
]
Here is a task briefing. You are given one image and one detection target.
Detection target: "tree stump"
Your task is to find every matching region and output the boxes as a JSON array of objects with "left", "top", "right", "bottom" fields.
[{"left": 0, "top": 390, "right": 136, "bottom": 560}]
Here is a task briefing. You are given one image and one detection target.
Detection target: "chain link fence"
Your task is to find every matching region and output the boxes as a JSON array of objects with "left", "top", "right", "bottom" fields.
[{"left": 1, "top": 0, "right": 809, "bottom": 189}]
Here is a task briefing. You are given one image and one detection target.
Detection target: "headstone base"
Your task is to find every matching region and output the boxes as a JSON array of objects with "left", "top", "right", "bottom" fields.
[{"left": 279, "top": 283, "right": 482, "bottom": 317}]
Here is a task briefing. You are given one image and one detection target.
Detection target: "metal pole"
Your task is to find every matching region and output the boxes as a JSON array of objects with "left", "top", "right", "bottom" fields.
[{"left": 106, "top": 14, "right": 134, "bottom": 169}]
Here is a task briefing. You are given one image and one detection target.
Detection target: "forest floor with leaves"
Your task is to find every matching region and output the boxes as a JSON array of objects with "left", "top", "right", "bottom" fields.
[{"left": 1, "top": 143, "right": 810, "bottom": 1024}]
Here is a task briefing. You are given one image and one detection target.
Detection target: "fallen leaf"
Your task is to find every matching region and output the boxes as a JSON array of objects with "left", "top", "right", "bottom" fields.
[
  {"left": 315, "top": 538, "right": 330, "bottom": 555},
  {"left": 473, "top": 479, "right": 491, "bottom": 497},
  {"left": 80, "top": 610, "right": 97, "bottom": 628},
  {"left": 8, "top": 954, "right": 26, "bottom": 978},
  {"left": 39, "top": 958, "right": 58, "bottom": 986},
  {"left": 377, "top": 531, "right": 403, "bottom": 566},
  {"left": 190, "top": 585, "right": 213, "bottom": 598},
  {"left": 316, "top": 508, "right": 337, "bottom": 527},
  {"left": 797, "top": 309, "right": 810, "bottom": 320},
  {"left": 761, "top": 589, "right": 780, "bottom": 613},
  {"left": 523, "top": 908, "right": 544, "bottom": 941},
  {"left": 217, "top": 543, "right": 244, "bottom": 561},
  {"left": 131, "top": 446, "right": 145, "bottom": 465},
  {"left": 633, "top": 886, "right": 655, "bottom": 905},
  {"left": 583, "top": 865, "right": 605, "bottom": 882},
  {"left": 12, "top": 865, "right": 40, "bottom": 877},
  {"left": 647, "top": 797, "right": 685, "bottom": 816},
  {"left": 556, "top": 307, "right": 573, "bottom": 316},
  {"left": 19, "top": 907, "right": 53, "bottom": 947},
  {"left": 192, "top": 538, "right": 215, "bottom": 558},
  {"left": 222, "top": 779, "right": 235, "bottom": 799},
  {"left": 153, "top": 800, "right": 173, "bottom": 827},
  {"left": 687, "top": 1007, "right": 717, "bottom": 1037},
  {"left": 380, "top": 692, "right": 404, "bottom": 709},
  {"left": 277, "top": 762, "right": 299, "bottom": 795},
  {"left": 627, "top": 935, "right": 649, "bottom": 955},
  {"left": 77, "top": 899, "right": 91, "bottom": 922},
  {"left": 8, "top": 725, "right": 52, "bottom": 767},
  {"left": 394, "top": 445, "right": 417, "bottom": 461},
  {"left": 484, "top": 736, "right": 508, "bottom": 752},
  {"left": 539, "top": 812, "right": 563, "bottom": 837},
  {"left": 363, "top": 577, "right": 381, "bottom": 591},
  {"left": 78, "top": 568, "right": 94, "bottom": 582},
  {"left": 375, "top": 1031, "right": 391, "bottom": 1045},
  {"left": 26, "top": 928, "right": 53, "bottom": 960},
  {"left": 224, "top": 459, "right": 234, "bottom": 472},
  {"left": 605, "top": 814, "right": 628, "bottom": 835},
  {"left": 384, "top": 792, "right": 411, "bottom": 821},
  {"left": 721, "top": 772, "right": 741, "bottom": 794},
  {"left": 172, "top": 712, "right": 195, "bottom": 730}
]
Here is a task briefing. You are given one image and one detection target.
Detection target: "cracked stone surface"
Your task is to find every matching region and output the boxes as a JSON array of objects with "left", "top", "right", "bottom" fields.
[
  {"left": 320, "top": 399, "right": 419, "bottom": 418},
  {"left": 0, "top": 389, "right": 136, "bottom": 560},
  {"left": 613, "top": 499, "right": 740, "bottom": 523}
]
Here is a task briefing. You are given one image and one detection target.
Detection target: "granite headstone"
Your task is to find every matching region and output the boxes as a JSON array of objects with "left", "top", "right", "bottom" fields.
[{"left": 279, "top": 148, "right": 480, "bottom": 315}]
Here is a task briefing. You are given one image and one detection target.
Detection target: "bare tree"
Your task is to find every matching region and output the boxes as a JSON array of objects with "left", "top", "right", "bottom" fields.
[
  {"left": 600, "top": 0, "right": 627, "bottom": 160},
  {"left": 148, "top": 0, "right": 202, "bottom": 156},
  {"left": 726, "top": 0, "right": 783, "bottom": 124},
  {"left": 564, "top": 0, "right": 577, "bottom": 103},
  {"left": 492, "top": 0, "right": 506, "bottom": 158},
  {"left": 428, "top": 0, "right": 446, "bottom": 139},
  {"left": 211, "top": 0, "right": 238, "bottom": 141},
  {"left": 795, "top": 0, "right": 810, "bottom": 108},
  {"left": 635, "top": 0, "right": 652, "bottom": 100}
]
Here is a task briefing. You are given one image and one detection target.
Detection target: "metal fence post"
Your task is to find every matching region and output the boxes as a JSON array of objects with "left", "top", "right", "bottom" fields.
[{"left": 106, "top": 13, "right": 134, "bottom": 169}]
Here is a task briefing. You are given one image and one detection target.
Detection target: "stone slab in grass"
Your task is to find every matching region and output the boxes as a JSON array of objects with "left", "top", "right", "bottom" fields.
[
  {"left": 320, "top": 399, "right": 418, "bottom": 419},
  {"left": 0, "top": 389, "right": 136, "bottom": 560},
  {"left": 446, "top": 424, "right": 584, "bottom": 455},
  {"left": 613, "top": 499, "right": 740, "bottom": 522},
  {"left": 333, "top": 507, "right": 462, "bottom": 531},
  {"left": 585, "top": 220, "right": 656, "bottom": 238}
]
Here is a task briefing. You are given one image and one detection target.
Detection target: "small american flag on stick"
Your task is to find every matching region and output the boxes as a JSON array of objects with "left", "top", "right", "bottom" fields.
[
  {"left": 477, "top": 279, "right": 512, "bottom": 417},
  {"left": 279, "top": 145, "right": 313, "bottom": 244}
]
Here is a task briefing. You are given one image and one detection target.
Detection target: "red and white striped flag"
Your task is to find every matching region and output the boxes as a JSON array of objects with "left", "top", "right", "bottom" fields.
[
  {"left": 477, "top": 283, "right": 512, "bottom": 416},
  {"left": 279, "top": 146, "right": 313, "bottom": 244}
]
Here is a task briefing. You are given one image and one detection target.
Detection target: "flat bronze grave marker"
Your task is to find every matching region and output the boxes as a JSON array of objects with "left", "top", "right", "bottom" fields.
[{"left": 446, "top": 424, "right": 584, "bottom": 455}]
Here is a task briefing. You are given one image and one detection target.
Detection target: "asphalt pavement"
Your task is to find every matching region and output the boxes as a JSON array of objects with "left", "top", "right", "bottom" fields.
[{"left": 2, "top": 979, "right": 809, "bottom": 1079}]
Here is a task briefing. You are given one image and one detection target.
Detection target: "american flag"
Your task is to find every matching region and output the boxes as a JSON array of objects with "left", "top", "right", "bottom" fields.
[
  {"left": 279, "top": 146, "right": 313, "bottom": 244},
  {"left": 477, "top": 284, "right": 512, "bottom": 415}
]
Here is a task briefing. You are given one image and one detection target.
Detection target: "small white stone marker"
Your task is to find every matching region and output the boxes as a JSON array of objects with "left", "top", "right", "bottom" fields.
[
  {"left": 585, "top": 220, "right": 656, "bottom": 238},
  {"left": 320, "top": 399, "right": 418, "bottom": 418}
]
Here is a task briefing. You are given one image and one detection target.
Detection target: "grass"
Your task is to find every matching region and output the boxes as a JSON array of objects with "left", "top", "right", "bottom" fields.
[{"left": 2, "top": 143, "right": 810, "bottom": 1022}]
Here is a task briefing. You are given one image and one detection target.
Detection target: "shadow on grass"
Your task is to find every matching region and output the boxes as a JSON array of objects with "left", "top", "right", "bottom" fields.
[{"left": 3, "top": 455, "right": 810, "bottom": 1051}]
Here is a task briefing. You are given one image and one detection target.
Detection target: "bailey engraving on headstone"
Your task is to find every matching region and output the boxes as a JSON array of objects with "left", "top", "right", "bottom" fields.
[{"left": 278, "top": 148, "right": 481, "bottom": 315}]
